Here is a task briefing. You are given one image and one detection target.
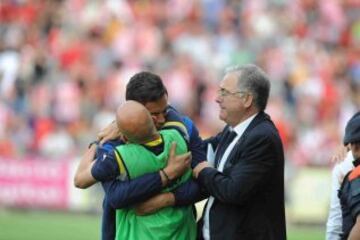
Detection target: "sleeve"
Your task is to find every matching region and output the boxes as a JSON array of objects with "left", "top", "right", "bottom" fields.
[
  {"left": 172, "top": 179, "right": 209, "bottom": 206},
  {"left": 326, "top": 164, "right": 345, "bottom": 240},
  {"left": 91, "top": 147, "right": 120, "bottom": 181},
  {"left": 349, "top": 178, "right": 360, "bottom": 219},
  {"left": 101, "top": 172, "right": 164, "bottom": 209},
  {"left": 186, "top": 119, "right": 206, "bottom": 169},
  {"left": 197, "top": 133, "right": 278, "bottom": 205}
]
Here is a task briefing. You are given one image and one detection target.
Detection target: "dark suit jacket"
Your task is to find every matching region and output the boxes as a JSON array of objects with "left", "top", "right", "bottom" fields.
[{"left": 197, "top": 111, "right": 286, "bottom": 240}]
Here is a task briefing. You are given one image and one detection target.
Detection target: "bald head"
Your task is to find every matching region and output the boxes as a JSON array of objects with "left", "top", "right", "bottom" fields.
[{"left": 116, "top": 101, "right": 157, "bottom": 144}]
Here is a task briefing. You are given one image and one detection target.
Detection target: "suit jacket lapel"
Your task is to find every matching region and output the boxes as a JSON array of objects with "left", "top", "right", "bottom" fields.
[
  {"left": 223, "top": 111, "right": 272, "bottom": 169},
  {"left": 242, "top": 111, "right": 271, "bottom": 138},
  {"left": 214, "top": 126, "right": 231, "bottom": 167}
]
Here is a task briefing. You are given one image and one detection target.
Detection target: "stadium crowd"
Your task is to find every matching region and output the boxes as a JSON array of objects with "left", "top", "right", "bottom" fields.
[{"left": 0, "top": 0, "right": 359, "bottom": 167}]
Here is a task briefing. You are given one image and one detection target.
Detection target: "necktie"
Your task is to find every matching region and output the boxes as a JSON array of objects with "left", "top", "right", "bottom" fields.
[{"left": 215, "top": 130, "right": 237, "bottom": 168}]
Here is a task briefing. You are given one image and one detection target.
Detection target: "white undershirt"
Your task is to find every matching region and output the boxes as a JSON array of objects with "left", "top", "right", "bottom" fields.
[{"left": 202, "top": 114, "right": 257, "bottom": 240}]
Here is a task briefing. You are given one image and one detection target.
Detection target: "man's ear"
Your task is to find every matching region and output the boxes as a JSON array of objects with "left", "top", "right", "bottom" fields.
[{"left": 243, "top": 94, "right": 253, "bottom": 108}]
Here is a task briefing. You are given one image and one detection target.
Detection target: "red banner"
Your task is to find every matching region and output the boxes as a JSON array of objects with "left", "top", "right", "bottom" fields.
[{"left": 0, "top": 159, "right": 70, "bottom": 209}]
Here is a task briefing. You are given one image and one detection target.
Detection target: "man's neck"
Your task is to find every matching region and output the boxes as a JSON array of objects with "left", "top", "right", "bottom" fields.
[{"left": 231, "top": 109, "right": 259, "bottom": 127}]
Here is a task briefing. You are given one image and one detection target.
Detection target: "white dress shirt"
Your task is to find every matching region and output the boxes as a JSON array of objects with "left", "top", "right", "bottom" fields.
[
  {"left": 203, "top": 114, "right": 257, "bottom": 240},
  {"left": 326, "top": 151, "right": 354, "bottom": 240}
]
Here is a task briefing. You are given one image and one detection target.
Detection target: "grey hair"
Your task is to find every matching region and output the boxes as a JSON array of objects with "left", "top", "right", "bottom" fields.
[{"left": 225, "top": 64, "right": 270, "bottom": 111}]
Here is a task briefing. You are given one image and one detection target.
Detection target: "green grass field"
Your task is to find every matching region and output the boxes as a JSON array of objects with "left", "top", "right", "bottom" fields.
[{"left": 0, "top": 209, "right": 325, "bottom": 240}]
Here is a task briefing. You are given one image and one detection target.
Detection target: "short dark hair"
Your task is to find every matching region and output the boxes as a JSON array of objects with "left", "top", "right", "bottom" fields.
[
  {"left": 226, "top": 64, "right": 270, "bottom": 111},
  {"left": 344, "top": 112, "right": 360, "bottom": 145},
  {"left": 126, "top": 71, "right": 168, "bottom": 104}
]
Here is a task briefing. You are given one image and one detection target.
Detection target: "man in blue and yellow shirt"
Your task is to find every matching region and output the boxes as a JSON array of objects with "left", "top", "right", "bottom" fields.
[{"left": 74, "top": 71, "right": 205, "bottom": 240}]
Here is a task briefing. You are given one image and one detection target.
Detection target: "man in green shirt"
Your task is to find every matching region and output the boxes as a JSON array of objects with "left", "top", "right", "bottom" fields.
[{"left": 113, "top": 100, "right": 196, "bottom": 240}]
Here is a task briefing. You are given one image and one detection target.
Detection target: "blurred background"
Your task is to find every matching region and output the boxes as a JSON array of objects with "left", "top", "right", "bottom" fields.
[{"left": 0, "top": 0, "right": 359, "bottom": 239}]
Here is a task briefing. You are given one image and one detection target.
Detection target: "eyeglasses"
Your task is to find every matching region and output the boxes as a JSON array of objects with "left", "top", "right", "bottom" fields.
[{"left": 217, "top": 88, "right": 247, "bottom": 97}]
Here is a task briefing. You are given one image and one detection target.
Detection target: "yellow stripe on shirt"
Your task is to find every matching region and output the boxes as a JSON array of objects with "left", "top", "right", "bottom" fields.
[
  {"left": 114, "top": 150, "right": 126, "bottom": 175},
  {"left": 163, "top": 121, "right": 188, "bottom": 135},
  {"left": 144, "top": 136, "right": 163, "bottom": 147}
]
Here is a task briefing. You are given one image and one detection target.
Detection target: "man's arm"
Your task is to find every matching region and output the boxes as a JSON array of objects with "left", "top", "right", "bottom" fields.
[
  {"left": 326, "top": 153, "right": 354, "bottom": 240},
  {"left": 102, "top": 175, "right": 164, "bottom": 209},
  {"left": 195, "top": 133, "right": 278, "bottom": 205},
  {"left": 349, "top": 215, "right": 360, "bottom": 240},
  {"left": 185, "top": 118, "right": 207, "bottom": 168},
  {"left": 74, "top": 140, "right": 123, "bottom": 189},
  {"left": 326, "top": 164, "right": 345, "bottom": 240},
  {"left": 74, "top": 119, "right": 122, "bottom": 188},
  {"left": 103, "top": 143, "right": 191, "bottom": 209},
  {"left": 134, "top": 192, "right": 175, "bottom": 215},
  {"left": 135, "top": 179, "right": 209, "bottom": 215},
  {"left": 74, "top": 144, "right": 97, "bottom": 189}
]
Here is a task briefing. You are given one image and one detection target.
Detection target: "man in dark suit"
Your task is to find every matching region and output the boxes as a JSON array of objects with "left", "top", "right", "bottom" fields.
[{"left": 193, "top": 64, "right": 287, "bottom": 240}]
